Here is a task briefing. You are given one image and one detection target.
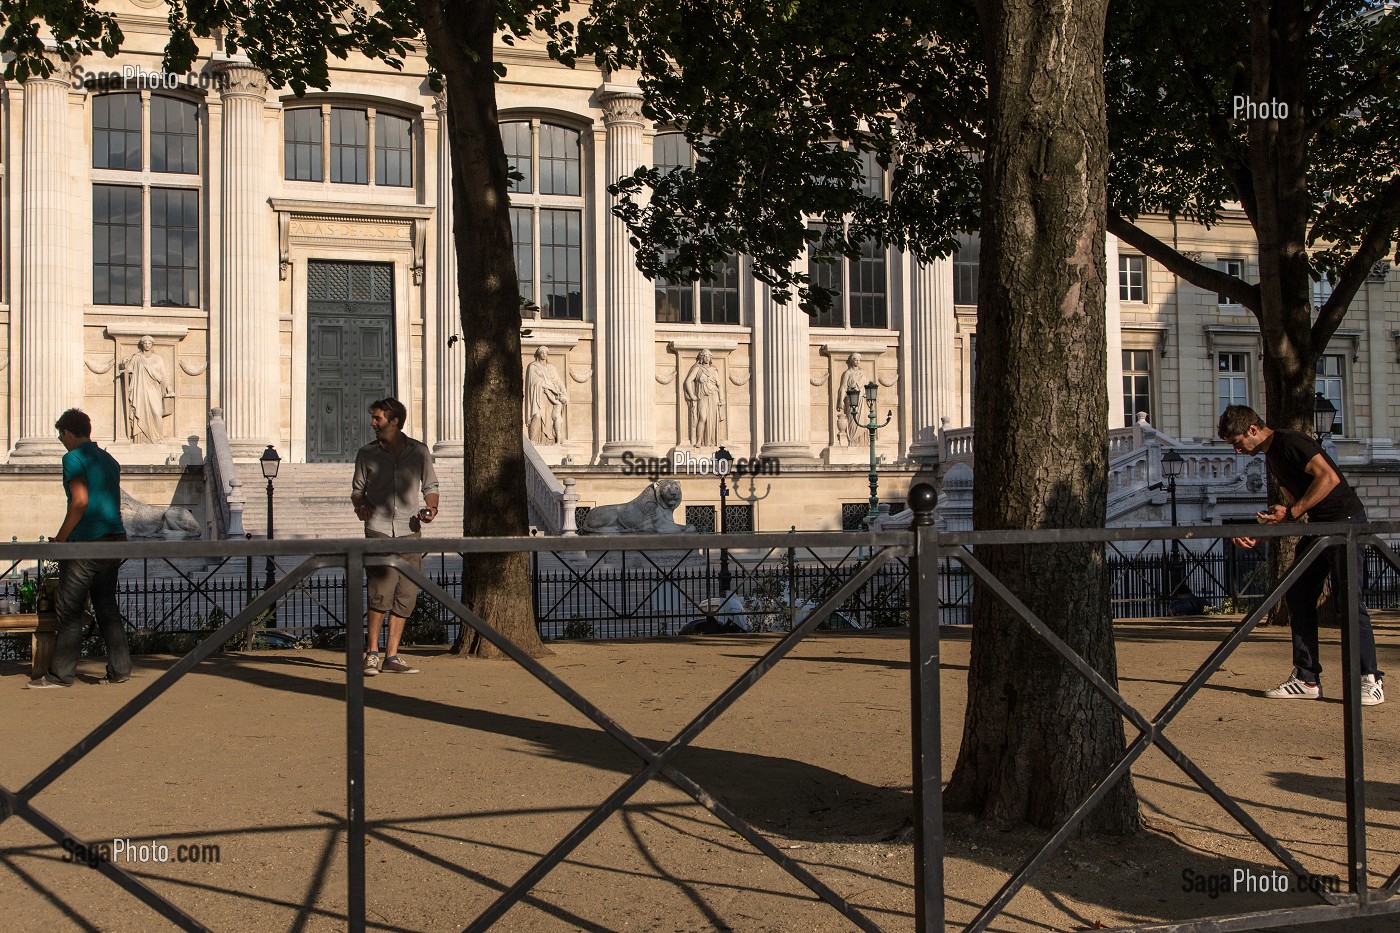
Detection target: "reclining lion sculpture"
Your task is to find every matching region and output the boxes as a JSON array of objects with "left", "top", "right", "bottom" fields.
[
  {"left": 578, "top": 480, "right": 695, "bottom": 535},
  {"left": 120, "top": 490, "right": 202, "bottom": 539}
]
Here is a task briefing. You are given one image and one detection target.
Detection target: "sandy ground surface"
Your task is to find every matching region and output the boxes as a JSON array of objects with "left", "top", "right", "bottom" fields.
[{"left": 2, "top": 616, "right": 1399, "bottom": 932}]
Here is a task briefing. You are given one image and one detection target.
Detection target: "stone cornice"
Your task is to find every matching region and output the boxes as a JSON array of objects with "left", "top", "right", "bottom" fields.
[
  {"left": 666, "top": 337, "right": 740, "bottom": 353},
  {"left": 269, "top": 198, "right": 435, "bottom": 222},
  {"left": 819, "top": 340, "right": 897, "bottom": 358},
  {"left": 104, "top": 323, "right": 190, "bottom": 340}
]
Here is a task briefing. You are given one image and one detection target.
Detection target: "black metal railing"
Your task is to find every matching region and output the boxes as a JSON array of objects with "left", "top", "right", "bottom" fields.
[
  {"left": 11, "top": 541, "right": 1400, "bottom": 662},
  {"left": 2, "top": 506, "right": 1399, "bottom": 932}
]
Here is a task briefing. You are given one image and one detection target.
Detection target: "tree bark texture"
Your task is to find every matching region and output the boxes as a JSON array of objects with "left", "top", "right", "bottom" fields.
[
  {"left": 416, "top": 0, "right": 549, "bottom": 659},
  {"left": 945, "top": 0, "right": 1138, "bottom": 834}
]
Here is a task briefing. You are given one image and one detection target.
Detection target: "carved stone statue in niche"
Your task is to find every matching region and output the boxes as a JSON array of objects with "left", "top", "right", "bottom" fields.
[
  {"left": 122, "top": 336, "right": 174, "bottom": 443},
  {"left": 525, "top": 346, "right": 568, "bottom": 445},
  {"left": 835, "top": 352, "right": 870, "bottom": 447},
  {"left": 682, "top": 348, "right": 725, "bottom": 448}
]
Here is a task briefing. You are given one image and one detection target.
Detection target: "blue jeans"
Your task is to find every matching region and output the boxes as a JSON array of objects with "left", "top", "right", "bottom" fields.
[
  {"left": 49, "top": 535, "right": 130, "bottom": 684},
  {"left": 1285, "top": 514, "right": 1382, "bottom": 683}
]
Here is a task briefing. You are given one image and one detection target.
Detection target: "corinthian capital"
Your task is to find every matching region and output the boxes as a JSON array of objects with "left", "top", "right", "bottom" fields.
[
  {"left": 213, "top": 59, "right": 269, "bottom": 99},
  {"left": 598, "top": 86, "right": 645, "bottom": 126},
  {"left": 23, "top": 49, "right": 75, "bottom": 87}
]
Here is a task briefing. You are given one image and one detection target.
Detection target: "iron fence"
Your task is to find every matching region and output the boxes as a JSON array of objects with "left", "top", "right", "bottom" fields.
[
  {"left": 2, "top": 513, "right": 1400, "bottom": 930},
  {"left": 11, "top": 539, "right": 1400, "bottom": 663}
]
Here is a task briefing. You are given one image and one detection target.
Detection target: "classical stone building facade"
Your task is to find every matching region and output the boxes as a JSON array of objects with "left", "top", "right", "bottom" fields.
[{"left": 1, "top": 6, "right": 1397, "bottom": 539}]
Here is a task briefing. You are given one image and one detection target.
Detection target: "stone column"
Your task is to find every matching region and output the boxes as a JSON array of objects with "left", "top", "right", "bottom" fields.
[
  {"left": 758, "top": 281, "right": 812, "bottom": 459},
  {"left": 908, "top": 257, "right": 955, "bottom": 462},
  {"left": 13, "top": 54, "right": 79, "bottom": 458},
  {"left": 1363, "top": 265, "right": 1398, "bottom": 460},
  {"left": 215, "top": 60, "right": 276, "bottom": 457},
  {"left": 433, "top": 92, "right": 464, "bottom": 455},
  {"left": 598, "top": 86, "right": 656, "bottom": 460},
  {"left": 1105, "top": 232, "right": 1125, "bottom": 429}
]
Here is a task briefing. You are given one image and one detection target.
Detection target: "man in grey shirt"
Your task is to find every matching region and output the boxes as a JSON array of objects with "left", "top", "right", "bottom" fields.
[{"left": 350, "top": 397, "right": 440, "bottom": 675}]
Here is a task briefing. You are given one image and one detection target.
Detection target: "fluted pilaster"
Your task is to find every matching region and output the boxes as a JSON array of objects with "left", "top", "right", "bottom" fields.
[
  {"left": 598, "top": 87, "right": 656, "bottom": 459},
  {"left": 1105, "top": 232, "right": 1125, "bottom": 428},
  {"left": 759, "top": 282, "right": 812, "bottom": 458},
  {"left": 433, "top": 92, "right": 464, "bottom": 454},
  {"left": 216, "top": 61, "right": 276, "bottom": 457},
  {"left": 13, "top": 54, "right": 79, "bottom": 457},
  {"left": 908, "top": 257, "right": 955, "bottom": 461}
]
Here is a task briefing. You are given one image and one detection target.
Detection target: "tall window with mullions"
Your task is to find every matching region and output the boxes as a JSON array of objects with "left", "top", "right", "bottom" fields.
[{"left": 503, "top": 119, "right": 585, "bottom": 319}]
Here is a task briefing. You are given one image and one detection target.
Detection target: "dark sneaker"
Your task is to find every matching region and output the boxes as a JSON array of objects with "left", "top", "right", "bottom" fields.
[
  {"left": 364, "top": 653, "right": 380, "bottom": 677},
  {"left": 381, "top": 656, "right": 419, "bottom": 674},
  {"left": 25, "top": 675, "right": 70, "bottom": 690}
]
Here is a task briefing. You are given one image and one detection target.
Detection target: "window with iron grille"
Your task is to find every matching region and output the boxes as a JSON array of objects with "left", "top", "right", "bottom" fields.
[
  {"left": 842, "top": 503, "right": 872, "bottom": 530},
  {"left": 686, "top": 506, "right": 716, "bottom": 534},
  {"left": 723, "top": 504, "right": 754, "bottom": 533}
]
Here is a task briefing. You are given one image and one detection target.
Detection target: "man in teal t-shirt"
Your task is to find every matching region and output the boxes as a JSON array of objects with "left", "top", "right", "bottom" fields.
[{"left": 26, "top": 409, "right": 131, "bottom": 688}]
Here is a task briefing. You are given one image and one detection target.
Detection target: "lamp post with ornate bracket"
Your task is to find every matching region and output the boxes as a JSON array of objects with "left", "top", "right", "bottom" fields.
[{"left": 848, "top": 381, "right": 894, "bottom": 527}]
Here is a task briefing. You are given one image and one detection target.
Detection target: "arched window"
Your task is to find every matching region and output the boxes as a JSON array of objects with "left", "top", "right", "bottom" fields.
[
  {"left": 283, "top": 104, "right": 416, "bottom": 188},
  {"left": 92, "top": 92, "right": 201, "bottom": 308},
  {"left": 503, "top": 118, "right": 585, "bottom": 320},
  {"left": 806, "top": 148, "right": 888, "bottom": 329},
  {"left": 653, "top": 132, "right": 739, "bottom": 325}
]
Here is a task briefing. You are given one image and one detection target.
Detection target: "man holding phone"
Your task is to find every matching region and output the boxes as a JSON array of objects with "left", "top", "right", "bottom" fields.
[
  {"left": 1219, "top": 405, "right": 1383, "bottom": 706},
  {"left": 351, "top": 397, "right": 440, "bottom": 676}
]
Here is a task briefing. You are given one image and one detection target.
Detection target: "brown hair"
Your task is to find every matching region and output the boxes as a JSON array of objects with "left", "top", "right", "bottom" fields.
[{"left": 1217, "top": 405, "right": 1266, "bottom": 440}]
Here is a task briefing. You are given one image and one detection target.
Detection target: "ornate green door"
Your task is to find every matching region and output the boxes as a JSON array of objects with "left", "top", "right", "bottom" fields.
[{"left": 306, "top": 261, "right": 395, "bottom": 463}]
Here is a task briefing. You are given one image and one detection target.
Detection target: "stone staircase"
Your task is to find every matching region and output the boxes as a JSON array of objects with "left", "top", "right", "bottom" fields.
[
  {"left": 237, "top": 460, "right": 469, "bottom": 541},
  {"left": 235, "top": 457, "right": 550, "bottom": 541}
]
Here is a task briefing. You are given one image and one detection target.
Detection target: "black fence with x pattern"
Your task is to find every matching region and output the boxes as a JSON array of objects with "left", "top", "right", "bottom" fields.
[{"left": 3, "top": 497, "right": 1400, "bottom": 931}]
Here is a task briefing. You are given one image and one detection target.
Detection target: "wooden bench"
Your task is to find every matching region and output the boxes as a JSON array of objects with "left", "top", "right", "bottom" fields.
[{"left": 0, "top": 611, "right": 58, "bottom": 679}]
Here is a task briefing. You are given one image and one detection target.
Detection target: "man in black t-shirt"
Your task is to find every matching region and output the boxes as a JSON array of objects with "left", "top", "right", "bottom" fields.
[{"left": 1218, "top": 405, "right": 1384, "bottom": 706}]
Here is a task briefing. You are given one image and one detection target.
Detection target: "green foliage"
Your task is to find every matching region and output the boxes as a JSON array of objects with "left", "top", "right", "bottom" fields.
[
  {"left": 561, "top": 617, "right": 595, "bottom": 640},
  {"left": 581, "top": 0, "right": 983, "bottom": 314},
  {"left": 741, "top": 569, "right": 790, "bottom": 633},
  {"left": 402, "top": 592, "right": 450, "bottom": 645}
]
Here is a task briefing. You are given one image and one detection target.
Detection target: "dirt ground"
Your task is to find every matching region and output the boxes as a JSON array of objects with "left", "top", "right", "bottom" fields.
[{"left": 2, "top": 615, "right": 1399, "bottom": 933}]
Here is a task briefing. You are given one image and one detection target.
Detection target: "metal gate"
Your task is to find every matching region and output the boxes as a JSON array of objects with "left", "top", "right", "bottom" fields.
[{"left": 306, "top": 260, "right": 395, "bottom": 462}]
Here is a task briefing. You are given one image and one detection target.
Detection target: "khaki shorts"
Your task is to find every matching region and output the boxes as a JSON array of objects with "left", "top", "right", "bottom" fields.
[{"left": 366, "top": 530, "right": 425, "bottom": 618}]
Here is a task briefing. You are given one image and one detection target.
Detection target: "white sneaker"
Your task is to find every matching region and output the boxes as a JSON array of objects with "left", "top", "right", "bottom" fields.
[
  {"left": 1361, "top": 674, "right": 1385, "bottom": 707},
  {"left": 1265, "top": 671, "right": 1320, "bottom": 699},
  {"left": 363, "top": 653, "right": 380, "bottom": 677}
]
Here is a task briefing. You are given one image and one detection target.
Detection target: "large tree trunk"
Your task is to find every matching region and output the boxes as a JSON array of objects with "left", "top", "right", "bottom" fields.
[
  {"left": 417, "top": 0, "right": 549, "bottom": 659},
  {"left": 944, "top": 0, "right": 1138, "bottom": 834}
]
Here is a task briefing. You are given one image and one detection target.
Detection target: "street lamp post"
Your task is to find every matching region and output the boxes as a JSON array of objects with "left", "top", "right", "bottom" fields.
[
  {"left": 259, "top": 445, "right": 281, "bottom": 622},
  {"left": 1313, "top": 391, "right": 1338, "bottom": 442},
  {"left": 715, "top": 446, "right": 734, "bottom": 595},
  {"left": 848, "top": 381, "right": 893, "bottom": 526},
  {"left": 1161, "top": 448, "right": 1184, "bottom": 559},
  {"left": 1161, "top": 448, "right": 1185, "bottom": 601}
]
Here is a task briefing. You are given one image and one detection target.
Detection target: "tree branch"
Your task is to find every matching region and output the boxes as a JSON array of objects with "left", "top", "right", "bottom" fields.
[
  {"left": 1313, "top": 178, "right": 1400, "bottom": 344},
  {"left": 1108, "top": 213, "right": 1260, "bottom": 310}
]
